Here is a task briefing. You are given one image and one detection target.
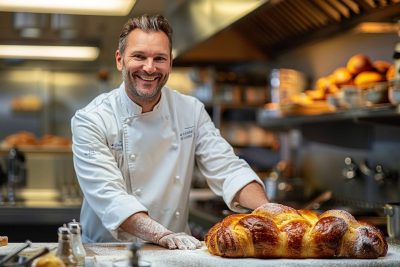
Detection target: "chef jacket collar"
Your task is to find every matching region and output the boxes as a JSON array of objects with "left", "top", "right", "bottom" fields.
[{"left": 119, "top": 82, "right": 163, "bottom": 117}]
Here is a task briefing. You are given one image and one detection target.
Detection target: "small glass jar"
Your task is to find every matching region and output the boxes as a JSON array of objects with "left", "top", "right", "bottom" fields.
[
  {"left": 55, "top": 226, "right": 77, "bottom": 267},
  {"left": 68, "top": 220, "right": 86, "bottom": 266}
]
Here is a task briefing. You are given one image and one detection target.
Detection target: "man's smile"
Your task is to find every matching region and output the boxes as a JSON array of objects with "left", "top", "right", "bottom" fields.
[{"left": 136, "top": 74, "right": 159, "bottom": 81}]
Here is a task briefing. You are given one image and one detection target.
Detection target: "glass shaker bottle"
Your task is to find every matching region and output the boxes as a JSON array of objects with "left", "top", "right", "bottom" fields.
[{"left": 56, "top": 226, "right": 77, "bottom": 267}]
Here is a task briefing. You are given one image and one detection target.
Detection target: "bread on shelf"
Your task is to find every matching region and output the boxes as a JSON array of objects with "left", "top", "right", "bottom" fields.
[
  {"left": 38, "top": 134, "right": 71, "bottom": 148},
  {"left": 2, "top": 131, "right": 38, "bottom": 148},
  {"left": 1, "top": 132, "right": 71, "bottom": 150}
]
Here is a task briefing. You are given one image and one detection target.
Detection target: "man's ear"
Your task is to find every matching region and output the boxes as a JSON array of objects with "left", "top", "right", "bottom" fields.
[{"left": 115, "top": 50, "right": 123, "bottom": 71}]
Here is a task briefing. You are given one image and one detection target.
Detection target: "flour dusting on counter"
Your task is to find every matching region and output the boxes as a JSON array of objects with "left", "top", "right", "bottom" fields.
[{"left": 1, "top": 241, "right": 400, "bottom": 267}]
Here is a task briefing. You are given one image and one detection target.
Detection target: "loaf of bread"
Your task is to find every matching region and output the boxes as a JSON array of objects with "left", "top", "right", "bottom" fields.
[
  {"left": 0, "top": 236, "right": 8, "bottom": 247},
  {"left": 3, "top": 131, "right": 38, "bottom": 147},
  {"left": 38, "top": 134, "right": 71, "bottom": 148},
  {"left": 205, "top": 203, "right": 387, "bottom": 259}
]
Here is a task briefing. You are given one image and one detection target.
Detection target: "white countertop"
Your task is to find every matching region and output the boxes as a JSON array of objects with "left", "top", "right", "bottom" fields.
[{"left": 1, "top": 240, "right": 400, "bottom": 267}]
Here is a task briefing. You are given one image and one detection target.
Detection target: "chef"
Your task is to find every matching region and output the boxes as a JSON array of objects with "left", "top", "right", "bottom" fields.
[{"left": 71, "top": 14, "right": 269, "bottom": 249}]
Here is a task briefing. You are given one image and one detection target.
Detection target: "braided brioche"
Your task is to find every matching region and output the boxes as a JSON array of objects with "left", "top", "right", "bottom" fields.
[{"left": 205, "top": 203, "right": 387, "bottom": 259}]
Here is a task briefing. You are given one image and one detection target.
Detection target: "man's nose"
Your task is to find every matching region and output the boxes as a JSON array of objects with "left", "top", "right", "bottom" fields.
[{"left": 143, "top": 58, "right": 156, "bottom": 73}]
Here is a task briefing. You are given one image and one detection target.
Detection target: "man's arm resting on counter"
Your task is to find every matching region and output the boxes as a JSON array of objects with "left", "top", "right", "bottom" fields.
[
  {"left": 235, "top": 181, "right": 269, "bottom": 210},
  {"left": 120, "top": 212, "right": 201, "bottom": 250}
]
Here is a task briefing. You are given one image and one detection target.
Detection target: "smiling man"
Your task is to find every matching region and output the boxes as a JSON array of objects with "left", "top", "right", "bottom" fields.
[
  {"left": 116, "top": 26, "right": 171, "bottom": 112},
  {"left": 71, "top": 14, "right": 269, "bottom": 249}
]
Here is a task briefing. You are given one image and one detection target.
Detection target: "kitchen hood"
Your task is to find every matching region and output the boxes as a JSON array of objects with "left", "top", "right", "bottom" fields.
[
  {"left": 167, "top": 0, "right": 269, "bottom": 60},
  {"left": 172, "top": 0, "right": 400, "bottom": 64},
  {"left": 0, "top": 0, "right": 399, "bottom": 67}
]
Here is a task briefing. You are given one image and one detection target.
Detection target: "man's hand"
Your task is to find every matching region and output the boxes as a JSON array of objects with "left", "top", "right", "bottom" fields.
[
  {"left": 121, "top": 212, "right": 201, "bottom": 250},
  {"left": 158, "top": 232, "right": 202, "bottom": 250}
]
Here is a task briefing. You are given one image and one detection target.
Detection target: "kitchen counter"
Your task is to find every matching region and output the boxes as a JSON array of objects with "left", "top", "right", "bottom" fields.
[
  {"left": 1, "top": 240, "right": 400, "bottom": 267},
  {"left": 0, "top": 197, "right": 81, "bottom": 242},
  {"left": 0, "top": 204, "right": 80, "bottom": 225}
]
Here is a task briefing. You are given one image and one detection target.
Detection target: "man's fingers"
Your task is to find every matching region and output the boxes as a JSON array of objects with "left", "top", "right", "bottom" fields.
[
  {"left": 166, "top": 237, "right": 177, "bottom": 249},
  {"left": 173, "top": 237, "right": 188, "bottom": 249},
  {"left": 159, "top": 232, "right": 201, "bottom": 250},
  {"left": 187, "top": 236, "right": 202, "bottom": 248},
  {"left": 181, "top": 237, "right": 196, "bottom": 250}
]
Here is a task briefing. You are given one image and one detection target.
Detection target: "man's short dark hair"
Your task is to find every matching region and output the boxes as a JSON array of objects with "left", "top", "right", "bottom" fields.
[{"left": 118, "top": 14, "right": 173, "bottom": 56}]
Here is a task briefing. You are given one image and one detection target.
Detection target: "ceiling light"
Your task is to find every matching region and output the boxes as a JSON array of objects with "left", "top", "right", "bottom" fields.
[
  {"left": 354, "top": 22, "right": 399, "bottom": 33},
  {"left": 0, "top": 0, "right": 136, "bottom": 16},
  {"left": 0, "top": 45, "right": 100, "bottom": 61}
]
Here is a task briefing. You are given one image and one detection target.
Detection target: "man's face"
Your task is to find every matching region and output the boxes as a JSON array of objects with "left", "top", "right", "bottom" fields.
[{"left": 116, "top": 28, "right": 172, "bottom": 110}]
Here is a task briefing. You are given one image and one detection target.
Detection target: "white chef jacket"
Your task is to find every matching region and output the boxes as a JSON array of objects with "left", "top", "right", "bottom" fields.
[{"left": 71, "top": 83, "right": 264, "bottom": 243}]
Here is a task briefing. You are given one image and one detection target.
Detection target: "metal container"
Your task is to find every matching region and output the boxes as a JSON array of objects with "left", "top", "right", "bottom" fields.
[{"left": 384, "top": 202, "right": 400, "bottom": 239}]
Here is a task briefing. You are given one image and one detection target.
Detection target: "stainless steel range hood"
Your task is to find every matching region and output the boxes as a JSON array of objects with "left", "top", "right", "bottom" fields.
[
  {"left": 170, "top": 0, "right": 400, "bottom": 64},
  {"left": 167, "top": 0, "right": 269, "bottom": 59}
]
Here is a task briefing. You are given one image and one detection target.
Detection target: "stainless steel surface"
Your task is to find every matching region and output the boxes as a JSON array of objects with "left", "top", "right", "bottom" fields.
[
  {"left": 384, "top": 202, "right": 400, "bottom": 240},
  {"left": 257, "top": 104, "right": 400, "bottom": 129},
  {"left": 6, "top": 147, "right": 27, "bottom": 203},
  {"left": 175, "top": 0, "right": 400, "bottom": 62},
  {"left": 0, "top": 197, "right": 81, "bottom": 224},
  {"left": 219, "top": 0, "right": 400, "bottom": 56},
  {"left": 0, "top": 147, "right": 81, "bottom": 204},
  {"left": 168, "top": 0, "right": 267, "bottom": 57}
]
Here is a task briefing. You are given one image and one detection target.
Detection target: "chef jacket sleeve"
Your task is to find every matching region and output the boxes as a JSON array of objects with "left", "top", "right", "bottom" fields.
[
  {"left": 194, "top": 105, "right": 265, "bottom": 213},
  {"left": 71, "top": 110, "right": 148, "bottom": 240}
]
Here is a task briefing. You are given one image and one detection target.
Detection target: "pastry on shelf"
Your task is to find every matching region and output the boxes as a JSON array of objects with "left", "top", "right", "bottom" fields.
[
  {"left": 1, "top": 131, "right": 38, "bottom": 149},
  {"left": 38, "top": 134, "right": 72, "bottom": 148}
]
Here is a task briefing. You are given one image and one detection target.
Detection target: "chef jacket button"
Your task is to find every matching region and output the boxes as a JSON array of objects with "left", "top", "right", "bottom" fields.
[
  {"left": 175, "top": 175, "right": 180, "bottom": 181},
  {"left": 175, "top": 211, "right": 180, "bottom": 217},
  {"left": 130, "top": 154, "right": 136, "bottom": 161},
  {"left": 171, "top": 143, "right": 178, "bottom": 149},
  {"left": 125, "top": 118, "right": 131, "bottom": 124},
  {"left": 134, "top": 188, "right": 142, "bottom": 196}
]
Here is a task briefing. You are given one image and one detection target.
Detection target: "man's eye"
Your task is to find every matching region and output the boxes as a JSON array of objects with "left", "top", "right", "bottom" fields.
[
  {"left": 155, "top": 57, "right": 167, "bottom": 62},
  {"left": 133, "top": 55, "right": 145, "bottom": 60}
]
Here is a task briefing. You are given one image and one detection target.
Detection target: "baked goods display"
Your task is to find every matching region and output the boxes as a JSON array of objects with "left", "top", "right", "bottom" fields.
[
  {"left": 1, "top": 131, "right": 71, "bottom": 150},
  {"left": 304, "top": 54, "right": 393, "bottom": 105},
  {"left": 2, "top": 131, "right": 38, "bottom": 147},
  {"left": 205, "top": 203, "right": 387, "bottom": 259},
  {"left": 38, "top": 134, "right": 71, "bottom": 148},
  {"left": 0, "top": 236, "right": 8, "bottom": 247}
]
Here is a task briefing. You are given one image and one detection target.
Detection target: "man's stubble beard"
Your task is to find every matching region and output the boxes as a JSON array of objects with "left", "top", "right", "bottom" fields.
[{"left": 122, "top": 64, "right": 169, "bottom": 104}]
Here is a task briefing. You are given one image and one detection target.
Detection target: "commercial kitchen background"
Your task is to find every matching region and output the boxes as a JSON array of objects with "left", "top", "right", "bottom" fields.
[{"left": 0, "top": 0, "right": 400, "bottom": 241}]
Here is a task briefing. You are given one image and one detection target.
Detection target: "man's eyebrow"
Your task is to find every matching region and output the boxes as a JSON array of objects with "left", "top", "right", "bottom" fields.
[{"left": 129, "top": 50, "right": 169, "bottom": 57}]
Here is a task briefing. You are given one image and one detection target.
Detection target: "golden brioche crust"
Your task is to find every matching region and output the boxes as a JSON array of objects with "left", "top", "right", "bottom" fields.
[{"left": 205, "top": 203, "right": 387, "bottom": 259}]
